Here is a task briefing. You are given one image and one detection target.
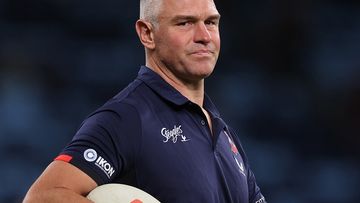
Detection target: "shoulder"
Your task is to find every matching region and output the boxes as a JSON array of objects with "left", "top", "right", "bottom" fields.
[{"left": 89, "top": 79, "right": 149, "bottom": 119}]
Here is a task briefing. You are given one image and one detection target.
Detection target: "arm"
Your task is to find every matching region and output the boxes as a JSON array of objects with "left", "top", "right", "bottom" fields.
[
  {"left": 24, "top": 104, "right": 140, "bottom": 202},
  {"left": 227, "top": 127, "right": 266, "bottom": 203},
  {"left": 23, "top": 160, "right": 97, "bottom": 203},
  {"left": 247, "top": 168, "right": 266, "bottom": 203}
]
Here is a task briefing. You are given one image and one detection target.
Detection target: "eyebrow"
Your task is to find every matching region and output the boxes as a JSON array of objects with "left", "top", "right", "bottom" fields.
[{"left": 170, "top": 14, "right": 221, "bottom": 22}]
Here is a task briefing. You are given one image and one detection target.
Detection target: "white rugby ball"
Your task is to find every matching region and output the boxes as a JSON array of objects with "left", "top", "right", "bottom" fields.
[{"left": 87, "top": 184, "right": 160, "bottom": 203}]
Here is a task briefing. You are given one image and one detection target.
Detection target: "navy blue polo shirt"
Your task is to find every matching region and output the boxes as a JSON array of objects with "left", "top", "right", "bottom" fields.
[{"left": 56, "top": 66, "right": 266, "bottom": 203}]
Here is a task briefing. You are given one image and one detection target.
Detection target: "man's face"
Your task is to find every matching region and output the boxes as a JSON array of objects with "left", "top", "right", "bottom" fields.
[{"left": 152, "top": 0, "right": 221, "bottom": 82}]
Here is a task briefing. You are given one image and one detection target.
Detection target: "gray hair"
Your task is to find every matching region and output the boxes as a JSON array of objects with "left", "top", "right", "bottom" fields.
[{"left": 139, "top": 0, "right": 162, "bottom": 25}]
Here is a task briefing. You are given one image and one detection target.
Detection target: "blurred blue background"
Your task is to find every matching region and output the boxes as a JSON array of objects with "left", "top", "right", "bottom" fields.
[{"left": 0, "top": 0, "right": 359, "bottom": 202}]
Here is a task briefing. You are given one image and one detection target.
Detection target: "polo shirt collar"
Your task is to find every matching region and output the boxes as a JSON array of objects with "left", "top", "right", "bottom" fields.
[
  {"left": 137, "top": 66, "right": 220, "bottom": 117},
  {"left": 203, "top": 93, "right": 221, "bottom": 118},
  {"left": 137, "top": 66, "right": 189, "bottom": 106}
]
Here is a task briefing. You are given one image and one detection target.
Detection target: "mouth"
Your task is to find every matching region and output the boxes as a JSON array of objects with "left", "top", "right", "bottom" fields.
[{"left": 190, "top": 50, "right": 214, "bottom": 57}]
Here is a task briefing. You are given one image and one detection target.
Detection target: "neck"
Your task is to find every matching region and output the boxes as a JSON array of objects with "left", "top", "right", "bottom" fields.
[{"left": 146, "top": 61, "right": 205, "bottom": 107}]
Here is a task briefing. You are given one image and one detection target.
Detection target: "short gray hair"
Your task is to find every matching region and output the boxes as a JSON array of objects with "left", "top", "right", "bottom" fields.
[{"left": 139, "top": 0, "right": 162, "bottom": 24}]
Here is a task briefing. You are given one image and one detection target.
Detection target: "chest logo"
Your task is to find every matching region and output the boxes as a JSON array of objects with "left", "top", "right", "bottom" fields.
[
  {"left": 161, "top": 125, "right": 190, "bottom": 143},
  {"left": 224, "top": 131, "right": 246, "bottom": 177}
]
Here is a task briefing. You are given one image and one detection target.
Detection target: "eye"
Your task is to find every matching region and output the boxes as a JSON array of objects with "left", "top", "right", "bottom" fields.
[
  {"left": 205, "top": 20, "right": 218, "bottom": 26},
  {"left": 177, "top": 21, "right": 193, "bottom": 26}
]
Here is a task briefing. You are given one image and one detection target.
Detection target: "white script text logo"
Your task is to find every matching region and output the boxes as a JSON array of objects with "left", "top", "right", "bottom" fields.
[{"left": 161, "top": 125, "right": 190, "bottom": 143}]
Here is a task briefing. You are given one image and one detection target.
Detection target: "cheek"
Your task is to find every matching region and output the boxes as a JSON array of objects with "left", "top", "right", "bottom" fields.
[
  {"left": 157, "top": 31, "right": 179, "bottom": 47},
  {"left": 212, "top": 33, "right": 221, "bottom": 50},
  {"left": 168, "top": 35, "right": 187, "bottom": 50},
  {"left": 159, "top": 37, "right": 187, "bottom": 58}
]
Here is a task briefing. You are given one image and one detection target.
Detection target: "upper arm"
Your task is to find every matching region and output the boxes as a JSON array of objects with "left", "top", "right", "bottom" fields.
[
  {"left": 58, "top": 104, "right": 141, "bottom": 185},
  {"left": 25, "top": 102, "right": 141, "bottom": 201},
  {"left": 27, "top": 160, "right": 97, "bottom": 197}
]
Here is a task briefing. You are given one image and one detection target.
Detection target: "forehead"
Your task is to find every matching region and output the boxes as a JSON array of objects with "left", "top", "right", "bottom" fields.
[{"left": 159, "top": 0, "right": 219, "bottom": 18}]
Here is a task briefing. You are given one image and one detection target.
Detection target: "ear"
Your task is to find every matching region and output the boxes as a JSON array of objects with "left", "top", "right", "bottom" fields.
[{"left": 135, "top": 19, "right": 156, "bottom": 50}]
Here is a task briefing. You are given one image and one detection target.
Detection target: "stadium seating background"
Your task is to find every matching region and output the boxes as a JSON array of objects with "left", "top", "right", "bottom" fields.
[{"left": 0, "top": 0, "right": 359, "bottom": 202}]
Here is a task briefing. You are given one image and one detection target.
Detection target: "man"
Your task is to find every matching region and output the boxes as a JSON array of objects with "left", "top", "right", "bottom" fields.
[{"left": 24, "top": 0, "right": 266, "bottom": 202}]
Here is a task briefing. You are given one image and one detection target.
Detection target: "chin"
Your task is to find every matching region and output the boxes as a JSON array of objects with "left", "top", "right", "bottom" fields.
[
  {"left": 194, "top": 67, "right": 215, "bottom": 79},
  {"left": 197, "top": 63, "right": 216, "bottom": 76},
  {"left": 182, "top": 60, "right": 217, "bottom": 79}
]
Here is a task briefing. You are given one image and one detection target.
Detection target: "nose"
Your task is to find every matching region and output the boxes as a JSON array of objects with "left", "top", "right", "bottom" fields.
[{"left": 194, "top": 22, "right": 211, "bottom": 44}]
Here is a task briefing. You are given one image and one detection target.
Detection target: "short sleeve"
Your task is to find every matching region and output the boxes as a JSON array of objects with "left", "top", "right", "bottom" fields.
[{"left": 55, "top": 102, "right": 141, "bottom": 185}]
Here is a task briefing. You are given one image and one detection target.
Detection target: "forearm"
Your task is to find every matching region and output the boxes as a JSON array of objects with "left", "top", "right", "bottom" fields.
[{"left": 23, "top": 187, "right": 94, "bottom": 203}]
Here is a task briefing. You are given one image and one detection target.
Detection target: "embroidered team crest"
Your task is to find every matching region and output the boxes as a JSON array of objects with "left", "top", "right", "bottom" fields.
[{"left": 224, "top": 131, "right": 246, "bottom": 177}]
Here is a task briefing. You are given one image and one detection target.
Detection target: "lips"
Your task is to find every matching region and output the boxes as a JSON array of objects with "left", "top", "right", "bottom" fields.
[{"left": 190, "top": 49, "right": 214, "bottom": 56}]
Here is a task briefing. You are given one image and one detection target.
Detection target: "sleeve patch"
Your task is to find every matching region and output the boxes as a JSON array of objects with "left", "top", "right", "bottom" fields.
[{"left": 54, "top": 154, "right": 73, "bottom": 162}]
